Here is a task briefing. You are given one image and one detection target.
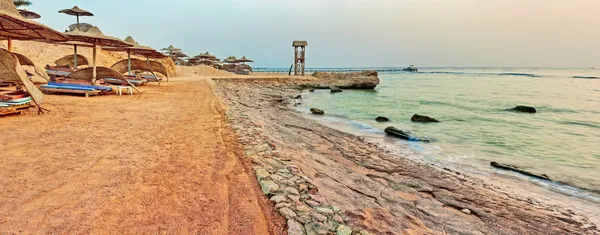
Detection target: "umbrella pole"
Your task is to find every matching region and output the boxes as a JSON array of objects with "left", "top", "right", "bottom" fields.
[
  {"left": 92, "top": 44, "right": 97, "bottom": 84},
  {"left": 74, "top": 45, "right": 78, "bottom": 68},
  {"left": 7, "top": 39, "right": 12, "bottom": 52},
  {"left": 128, "top": 51, "right": 132, "bottom": 76},
  {"left": 76, "top": 14, "right": 80, "bottom": 29}
]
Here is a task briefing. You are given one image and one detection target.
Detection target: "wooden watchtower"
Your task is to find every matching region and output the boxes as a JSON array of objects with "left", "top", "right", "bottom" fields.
[{"left": 292, "top": 41, "right": 307, "bottom": 76}]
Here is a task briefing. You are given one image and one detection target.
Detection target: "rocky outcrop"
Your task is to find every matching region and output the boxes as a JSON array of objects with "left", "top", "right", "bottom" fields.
[
  {"left": 490, "top": 162, "right": 551, "bottom": 181},
  {"left": 375, "top": 116, "right": 389, "bottom": 122},
  {"left": 312, "top": 70, "right": 380, "bottom": 89},
  {"left": 330, "top": 87, "right": 343, "bottom": 93},
  {"left": 310, "top": 108, "right": 324, "bottom": 115},
  {"left": 411, "top": 114, "right": 439, "bottom": 123},
  {"left": 507, "top": 106, "right": 537, "bottom": 113},
  {"left": 214, "top": 79, "right": 600, "bottom": 235},
  {"left": 384, "top": 126, "right": 429, "bottom": 142}
]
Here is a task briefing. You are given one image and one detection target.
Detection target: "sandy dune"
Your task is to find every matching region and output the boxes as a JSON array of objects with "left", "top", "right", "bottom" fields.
[{"left": 0, "top": 76, "right": 284, "bottom": 234}]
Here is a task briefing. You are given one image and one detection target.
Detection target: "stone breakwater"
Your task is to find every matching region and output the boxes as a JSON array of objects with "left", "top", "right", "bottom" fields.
[
  {"left": 224, "top": 102, "right": 369, "bottom": 235},
  {"left": 213, "top": 77, "right": 598, "bottom": 235}
]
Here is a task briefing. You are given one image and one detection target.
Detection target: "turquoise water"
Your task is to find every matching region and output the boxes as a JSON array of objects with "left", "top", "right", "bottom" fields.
[{"left": 299, "top": 68, "right": 600, "bottom": 197}]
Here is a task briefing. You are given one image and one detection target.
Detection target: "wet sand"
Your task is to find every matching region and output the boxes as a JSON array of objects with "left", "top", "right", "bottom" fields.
[{"left": 0, "top": 76, "right": 284, "bottom": 234}]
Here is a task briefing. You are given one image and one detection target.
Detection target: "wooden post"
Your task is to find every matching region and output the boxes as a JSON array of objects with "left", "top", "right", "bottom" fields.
[
  {"left": 92, "top": 44, "right": 97, "bottom": 84},
  {"left": 7, "top": 39, "right": 12, "bottom": 52},
  {"left": 128, "top": 50, "right": 132, "bottom": 76},
  {"left": 74, "top": 45, "right": 78, "bottom": 68}
]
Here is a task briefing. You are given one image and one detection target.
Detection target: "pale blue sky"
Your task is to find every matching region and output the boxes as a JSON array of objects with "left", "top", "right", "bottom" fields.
[{"left": 26, "top": 0, "right": 600, "bottom": 68}]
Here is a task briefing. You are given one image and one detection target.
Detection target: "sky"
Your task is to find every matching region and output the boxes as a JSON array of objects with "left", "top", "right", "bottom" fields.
[{"left": 26, "top": 0, "right": 600, "bottom": 68}]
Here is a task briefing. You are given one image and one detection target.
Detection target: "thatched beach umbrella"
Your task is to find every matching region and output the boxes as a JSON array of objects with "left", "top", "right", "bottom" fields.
[
  {"left": 223, "top": 55, "right": 237, "bottom": 64},
  {"left": 104, "top": 36, "right": 155, "bottom": 75},
  {"left": 18, "top": 9, "right": 39, "bottom": 19},
  {"left": 0, "top": 0, "right": 69, "bottom": 52},
  {"left": 64, "top": 26, "right": 133, "bottom": 84},
  {"left": 59, "top": 6, "right": 93, "bottom": 29},
  {"left": 161, "top": 45, "right": 181, "bottom": 52},
  {"left": 59, "top": 6, "right": 94, "bottom": 66},
  {"left": 195, "top": 52, "right": 215, "bottom": 65},
  {"left": 235, "top": 56, "right": 253, "bottom": 64}
]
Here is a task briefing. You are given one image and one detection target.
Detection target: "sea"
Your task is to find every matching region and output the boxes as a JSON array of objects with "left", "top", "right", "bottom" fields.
[{"left": 256, "top": 67, "right": 600, "bottom": 204}]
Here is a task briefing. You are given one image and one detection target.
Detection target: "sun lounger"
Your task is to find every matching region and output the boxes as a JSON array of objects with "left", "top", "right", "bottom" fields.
[
  {"left": 0, "top": 90, "right": 30, "bottom": 101},
  {"left": 103, "top": 78, "right": 128, "bottom": 86},
  {"left": 0, "top": 102, "right": 32, "bottom": 116},
  {"left": 47, "top": 82, "right": 113, "bottom": 92},
  {"left": 103, "top": 78, "right": 144, "bottom": 86},
  {"left": 46, "top": 70, "right": 73, "bottom": 77},
  {"left": 40, "top": 84, "right": 101, "bottom": 98}
]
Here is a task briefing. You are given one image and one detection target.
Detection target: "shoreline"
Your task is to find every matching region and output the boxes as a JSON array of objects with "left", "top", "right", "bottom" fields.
[
  {"left": 213, "top": 76, "right": 599, "bottom": 234},
  {"left": 293, "top": 96, "right": 600, "bottom": 202}
]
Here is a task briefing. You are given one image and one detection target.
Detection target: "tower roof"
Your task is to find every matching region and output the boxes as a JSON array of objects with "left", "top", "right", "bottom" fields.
[{"left": 292, "top": 41, "right": 307, "bottom": 47}]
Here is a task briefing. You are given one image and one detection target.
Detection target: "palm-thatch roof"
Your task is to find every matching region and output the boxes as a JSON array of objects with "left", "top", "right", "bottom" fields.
[
  {"left": 10, "top": 52, "right": 49, "bottom": 82},
  {"left": 18, "top": 9, "right": 40, "bottom": 19},
  {"left": 235, "top": 56, "right": 253, "bottom": 63},
  {"left": 12, "top": 52, "right": 33, "bottom": 66},
  {"left": 110, "top": 58, "right": 152, "bottom": 74},
  {"left": 110, "top": 58, "right": 169, "bottom": 78},
  {"left": 67, "top": 66, "right": 127, "bottom": 84},
  {"left": 148, "top": 61, "right": 169, "bottom": 78},
  {"left": 55, "top": 54, "right": 90, "bottom": 67},
  {"left": 0, "top": 0, "right": 69, "bottom": 42},
  {"left": 64, "top": 27, "right": 132, "bottom": 47},
  {"left": 58, "top": 6, "right": 93, "bottom": 17},
  {"left": 161, "top": 45, "right": 181, "bottom": 52},
  {"left": 135, "top": 50, "right": 168, "bottom": 59},
  {"left": 104, "top": 36, "right": 155, "bottom": 53},
  {"left": 0, "top": 48, "right": 44, "bottom": 104}
]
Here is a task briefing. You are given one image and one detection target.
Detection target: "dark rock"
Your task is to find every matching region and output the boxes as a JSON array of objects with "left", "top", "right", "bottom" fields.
[
  {"left": 384, "top": 126, "right": 429, "bottom": 142},
  {"left": 490, "top": 162, "right": 550, "bottom": 181},
  {"left": 411, "top": 114, "right": 439, "bottom": 123},
  {"left": 375, "top": 116, "right": 390, "bottom": 122},
  {"left": 330, "top": 87, "right": 343, "bottom": 93},
  {"left": 310, "top": 108, "right": 325, "bottom": 115},
  {"left": 507, "top": 106, "right": 537, "bottom": 113},
  {"left": 309, "top": 89, "right": 315, "bottom": 92},
  {"left": 293, "top": 95, "right": 302, "bottom": 99}
]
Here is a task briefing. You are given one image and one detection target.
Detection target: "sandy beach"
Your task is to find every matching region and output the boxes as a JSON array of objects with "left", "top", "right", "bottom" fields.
[
  {"left": 1, "top": 65, "right": 598, "bottom": 234},
  {"left": 2, "top": 0, "right": 598, "bottom": 233},
  {"left": 0, "top": 70, "right": 285, "bottom": 234}
]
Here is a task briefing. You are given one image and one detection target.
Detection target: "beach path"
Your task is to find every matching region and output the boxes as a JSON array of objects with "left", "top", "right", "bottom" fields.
[{"left": 0, "top": 77, "right": 281, "bottom": 234}]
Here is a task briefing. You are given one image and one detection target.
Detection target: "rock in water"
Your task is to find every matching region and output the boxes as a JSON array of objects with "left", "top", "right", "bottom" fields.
[
  {"left": 376, "top": 116, "right": 390, "bottom": 122},
  {"left": 330, "top": 86, "right": 343, "bottom": 93},
  {"left": 310, "top": 108, "right": 325, "bottom": 115},
  {"left": 411, "top": 114, "right": 439, "bottom": 123},
  {"left": 312, "top": 70, "right": 380, "bottom": 89},
  {"left": 384, "top": 126, "right": 429, "bottom": 142},
  {"left": 309, "top": 89, "right": 315, "bottom": 92},
  {"left": 507, "top": 106, "right": 537, "bottom": 113},
  {"left": 490, "top": 162, "right": 551, "bottom": 181}
]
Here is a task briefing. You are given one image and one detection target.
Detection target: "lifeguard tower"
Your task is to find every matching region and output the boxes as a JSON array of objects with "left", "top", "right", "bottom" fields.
[{"left": 292, "top": 41, "right": 307, "bottom": 76}]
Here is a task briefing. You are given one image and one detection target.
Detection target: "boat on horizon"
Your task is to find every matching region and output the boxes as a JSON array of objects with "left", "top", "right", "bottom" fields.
[{"left": 403, "top": 65, "right": 418, "bottom": 72}]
